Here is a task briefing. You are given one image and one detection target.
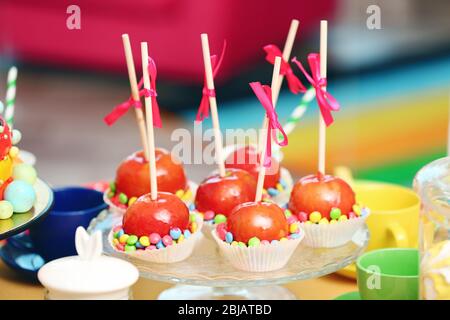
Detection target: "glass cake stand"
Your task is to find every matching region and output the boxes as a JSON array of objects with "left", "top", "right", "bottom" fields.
[
  {"left": 0, "top": 179, "right": 53, "bottom": 240},
  {"left": 88, "top": 211, "right": 369, "bottom": 300}
]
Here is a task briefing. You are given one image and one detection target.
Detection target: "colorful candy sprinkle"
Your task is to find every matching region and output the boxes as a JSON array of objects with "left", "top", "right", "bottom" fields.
[
  {"left": 139, "top": 236, "right": 150, "bottom": 247},
  {"left": 339, "top": 215, "right": 348, "bottom": 222},
  {"left": 271, "top": 240, "right": 279, "bottom": 245},
  {"left": 348, "top": 212, "right": 357, "bottom": 219},
  {"left": 267, "top": 188, "right": 279, "bottom": 196},
  {"left": 217, "top": 224, "right": 227, "bottom": 241},
  {"left": 149, "top": 233, "right": 161, "bottom": 245},
  {"left": 361, "top": 207, "right": 370, "bottom": 216},
  {"left": 261, "top": 240, "right": 270, "bottom": 245},
  {"left": 289, "top": 222, "right": 299, "bottom": 233},
  {"left": 118, "top": 193, "right": 128, "bottom": 205},
  {"left": 178, "top": 234, "right": 185, "bottom": 243},
  {"left": 170, "top": 228, "right": 182, "bottom": 240},
  {"left": 284, "top": 209, "right": 292, "bottom": 218},
  {"left": 214, "top": 214, "right": 227, "bottom": 224},
  {"left": 182, "top": 189, "right": 193, "bottom": 201},
  {"left": 126, "top": 235, "right": 138, "bottom": 245},
  {"left": 352, "top": 204, "right": 361, "bottom": 216},
  {"left": 309, "top": 211, "right": 322, "bottom": 223},
  {"left": 248, "top": 237, "right": 260, "bottom": 247},
  {"left": 319, "top": 218, "right": 329, "bottom": 225},
  {"left": 125, "top": 244, "right": 136, "bottom": 252},
  {"left": 189, "top": 213, "right": 197, "bottom": 222},
  {"left": 290, "top": 233, "right": 301, "bottom": 239},
  {"left": 190, "top": 221, "right": 198, "bottom": 233},
  {"left": 162, "top": 235, "right": 173, "bottom": 246},
  {"left": 128, "top": 197, "right": 137, "bottom": 207},
  {"left": 175, "top": 189, "right": 184, "bottom": 198},
  {"left": 276, "top": 183, "right": 284, "bottom": 192},
  {"left": 119, "top": 234, "right": 129, "bottom": 244},
  {"left": 156, "top": 240, "right": 165, "bottom": 249},
  {"left": 183, "top": 230, "right": 191, "bottom": 239},
  {"left": 204, "top": 210, "right": 215, "bottom": 221},
  {"left": 189, "top": 203, "right": 196, "bottom": 211},
  {"left": 330, "top": 207, "right": 342, "bottom": 220},
  {"left": 287, "top": 215, "right": 298, "bottom": 224},
  {"left": 225, "top": 232, "right": 233, "bottom": 243},
  {"left": 298, "top": 211, "right": 308, "bottom": 222}
]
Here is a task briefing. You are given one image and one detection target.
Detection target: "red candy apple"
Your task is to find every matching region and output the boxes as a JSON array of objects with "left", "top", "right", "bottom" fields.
[
  {"left": 0, "top": 117, "right": 12, "bottom": 159},
  {"left": 227, "top": 202, "right": 288, "bottom": 243},
  {"left": 115, "top": 148, "right": 187, "bottom": 198},
  {"left": 225, "top": 146, "right": 280, "bottom": 189},
  {"left": 123, "top": 192, "right": 189, "bottom": 237},
  {"left": 195, "top": 168, "right": 257, "bottom": 217},
  {"left": 288, "top": 173, "right": 356, "bottom": 219}
]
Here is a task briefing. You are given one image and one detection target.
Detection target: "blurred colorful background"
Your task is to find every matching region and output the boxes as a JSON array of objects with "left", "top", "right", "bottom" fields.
[{"left": 0, "top": 0, "right": 449, "bottom": 187}]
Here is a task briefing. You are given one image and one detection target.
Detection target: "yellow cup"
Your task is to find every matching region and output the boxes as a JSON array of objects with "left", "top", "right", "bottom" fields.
[
  {"left": 336, "top": 180, "right": 420, "bottom": 279},
  {"left": 354, "top": 181, "right": 420, "bottom": 251}
]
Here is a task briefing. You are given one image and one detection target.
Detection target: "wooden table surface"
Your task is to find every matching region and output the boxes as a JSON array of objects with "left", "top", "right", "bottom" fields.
[{"left": 0, "top": 260, "right": 357, "bottom": 300}]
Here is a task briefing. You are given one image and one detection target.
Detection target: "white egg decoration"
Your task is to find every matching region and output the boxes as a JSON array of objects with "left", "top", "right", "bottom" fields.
[
  {"left": 0, "top": 200, "right": 14, "bottom": 220},
  {"left": 4, "top": 180, "right": 36, "bottom": 213},
  {"left": 11, "top": 129, "right": 22, "bottom": 145},
  {"left": 13, "top": 163, "right": 37, "bottom": 185}
]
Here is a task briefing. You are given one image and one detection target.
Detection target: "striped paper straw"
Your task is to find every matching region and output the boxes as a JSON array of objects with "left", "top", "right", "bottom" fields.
[
  {"left": 277, "top": 86, "right": 315, "bottom": 141},
  {"left": 5, "top": 67, "right": 18, "bottom": 128}
]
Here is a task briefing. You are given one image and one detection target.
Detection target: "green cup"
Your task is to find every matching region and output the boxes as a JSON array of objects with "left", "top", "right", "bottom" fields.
[{"left": 356, "top": 248, "right": 419, "bottom": 300}]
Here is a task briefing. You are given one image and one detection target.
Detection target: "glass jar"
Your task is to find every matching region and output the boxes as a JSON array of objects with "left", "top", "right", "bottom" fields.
[{"left": 413, "top": 157, "right": 450, "bottom": 300}]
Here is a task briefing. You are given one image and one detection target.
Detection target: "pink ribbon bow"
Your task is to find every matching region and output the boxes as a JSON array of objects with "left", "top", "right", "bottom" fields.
[
  {"left": 263, "top": 45, "right": 306, "bottom": 94},
  {"left": 196, "top": 41, "right": 227, "bottom": 122},
  {"left": 104, "top": 57, "right": 162, "bottom": 128},
  {"left": 249, "top": 82, "right": 288, "bottom": 168},
  {"left": 291, "top": 54, "right": 340, "bottom": 127}
]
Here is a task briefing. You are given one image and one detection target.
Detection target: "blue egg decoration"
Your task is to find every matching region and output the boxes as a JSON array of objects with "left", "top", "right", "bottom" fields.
[{"left": 4, "top": 180, "right": 36, "bottom": 213}]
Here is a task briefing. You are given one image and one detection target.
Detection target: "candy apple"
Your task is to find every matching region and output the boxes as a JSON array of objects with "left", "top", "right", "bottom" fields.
[
  {"left": 0, "top": 117, "right": 12, "bottom": 159},
  {"left": 123, "top": 192, "right": 189, "bottom": 237},
  {"left": 225, "top": 146, "right": 280, "bottom": 189},
  {"left": 115, "top": 148, "right": 187, "bottom": 198},
  {"left": 195, "top": 168, "right": 257, "bottom": 217},
  {"left": 288, "top": 173, "right": 355, "bottom": 219},
  {"left": 227, "top": 201, "right": 288, "bottom": 243}
]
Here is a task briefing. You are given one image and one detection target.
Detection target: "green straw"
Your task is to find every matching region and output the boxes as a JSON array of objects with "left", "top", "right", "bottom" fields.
[{"left": 5, "top": 67, "right": 17, "bottom": 128}]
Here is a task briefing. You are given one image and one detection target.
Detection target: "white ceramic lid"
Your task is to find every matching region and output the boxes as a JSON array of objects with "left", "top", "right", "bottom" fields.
[{"left": 38, "top": 227, "right": 138, "bottom": 297}]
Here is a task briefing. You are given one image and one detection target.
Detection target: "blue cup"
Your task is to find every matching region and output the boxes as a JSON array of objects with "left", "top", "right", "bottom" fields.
[{"left": 29, "top": 187, "right": 108, "bottom": 261}]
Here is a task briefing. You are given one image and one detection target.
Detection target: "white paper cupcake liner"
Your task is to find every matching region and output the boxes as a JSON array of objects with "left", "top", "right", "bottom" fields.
[
  {"left": 108, "top": 216, "right": 203, "bottom": 264},
  {"left": 103, "top": 180, "right": 198, "bottom": 217},
  {"left": 212, "top": 230, "right": 304, "bottom": 272},
  {"left": 201, "top": 221, "right": 215, "bottom": 241},
  {"left": 300, "top": 214, "right": 369, "bottom": 248}
]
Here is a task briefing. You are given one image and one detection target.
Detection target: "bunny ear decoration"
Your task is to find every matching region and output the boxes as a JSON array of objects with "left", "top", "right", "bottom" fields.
[{"left": 75, "top": 227, "right": 103, "bottom": 261}]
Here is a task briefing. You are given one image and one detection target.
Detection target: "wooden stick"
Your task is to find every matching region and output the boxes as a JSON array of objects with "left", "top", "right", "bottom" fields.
[
  {"left": 122, "top": 34, "right": 149, "bottom": 161},
  {"left": 201, "top": 33, "right": 226, "bottom": 177},
  {"left": 318, "top": 20, "right": 328, "bottom": 174},
  {"left": 258, "top": 19, "right": 299, "bottom": 154},
  {"left": 255, "top": 56, "right": 282, "bottom": 202},
  {"left": 141, "top": 42, "right": 158, "bottom": 201},
  {"left": 272, "top": 19, "right": 299, "bottom": 105}
]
